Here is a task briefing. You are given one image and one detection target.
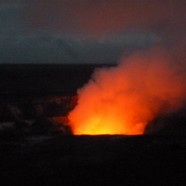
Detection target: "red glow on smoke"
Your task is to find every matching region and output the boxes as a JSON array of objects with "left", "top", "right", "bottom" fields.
[{"left": 68, "top": 49, "right": 186, "bottom": 135}]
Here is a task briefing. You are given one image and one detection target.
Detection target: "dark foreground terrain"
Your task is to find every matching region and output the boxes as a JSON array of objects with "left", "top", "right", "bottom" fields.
[
  {"left": 0, "top": 65, "right": 186, "bottom": 185},
  {"left": 0, "top": 135, "right": 186, "bottom": 185}
]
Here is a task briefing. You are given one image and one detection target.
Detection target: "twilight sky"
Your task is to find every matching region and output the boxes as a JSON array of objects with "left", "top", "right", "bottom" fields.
[{"left": 0, "top": 0, "right": 185, "bottom": 64}]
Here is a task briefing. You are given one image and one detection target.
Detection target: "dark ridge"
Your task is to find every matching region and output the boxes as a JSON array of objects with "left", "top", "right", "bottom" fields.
[
  {"left": 0, "top": 64, "right": 114, "bottom": 100},
  {"left": 145, "top": 107, "right": 186, "bottom": 136}
]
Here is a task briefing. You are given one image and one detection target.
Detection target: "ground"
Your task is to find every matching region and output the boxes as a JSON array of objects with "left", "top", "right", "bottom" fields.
[
  {"left": 0, "top": 135, "right": 186, "bottom": 185},
  {"left": 0, "top": 65, "right": 186, "bottom": 185}
]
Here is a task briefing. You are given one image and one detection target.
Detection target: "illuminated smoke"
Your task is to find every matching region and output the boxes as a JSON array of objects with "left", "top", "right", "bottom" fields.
[{"left": 68, "top": 48, "right": 186, "bottom": 135}]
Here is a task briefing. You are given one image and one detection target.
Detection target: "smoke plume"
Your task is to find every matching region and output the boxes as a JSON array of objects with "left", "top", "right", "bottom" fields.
[{"left": 68, "top": 48, "right": 186, "bottom": 135}]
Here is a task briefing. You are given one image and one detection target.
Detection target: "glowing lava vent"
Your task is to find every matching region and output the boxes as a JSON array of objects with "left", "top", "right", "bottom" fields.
[{"left": 68, "top": 49, "right": 186, "bottom": 135}]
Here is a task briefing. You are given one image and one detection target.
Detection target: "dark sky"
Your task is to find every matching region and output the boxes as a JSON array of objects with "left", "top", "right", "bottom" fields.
[{"left": 0, "top": 0, "right": 185, "bottom": 64}]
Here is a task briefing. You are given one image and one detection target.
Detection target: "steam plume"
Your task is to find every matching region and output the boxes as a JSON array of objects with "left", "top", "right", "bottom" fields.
[{"left": 68, "top": 48, "right": 186, "bottom": 135}]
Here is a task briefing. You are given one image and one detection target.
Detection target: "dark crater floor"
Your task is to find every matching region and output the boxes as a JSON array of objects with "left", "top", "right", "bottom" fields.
[{"left": 0, "top": 134, "right": 186, "bottom": 185}]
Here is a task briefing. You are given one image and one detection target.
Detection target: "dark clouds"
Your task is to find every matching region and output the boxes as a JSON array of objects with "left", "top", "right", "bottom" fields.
[
  {"left": 26, "top": 0, "right": 185, "bottom": 36},
  {"left": 0, "top": 0, "right": 24, "bottom": 35},
  {"left": 0, "top": 0, "right": 185, "bottom": 64}
]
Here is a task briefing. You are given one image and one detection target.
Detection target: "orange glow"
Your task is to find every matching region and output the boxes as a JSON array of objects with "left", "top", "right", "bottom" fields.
[
  {"left": 68, "top": 49, "right": 186, "bottom": 135},
  {"left": 72, "top": 115, "right": 144, "bottom": 135}
]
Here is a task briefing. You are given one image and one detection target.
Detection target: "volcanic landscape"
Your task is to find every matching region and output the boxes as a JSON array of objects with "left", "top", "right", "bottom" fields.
[{"left": 0, "top": 64, "right": 186, "bottom": 185}]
